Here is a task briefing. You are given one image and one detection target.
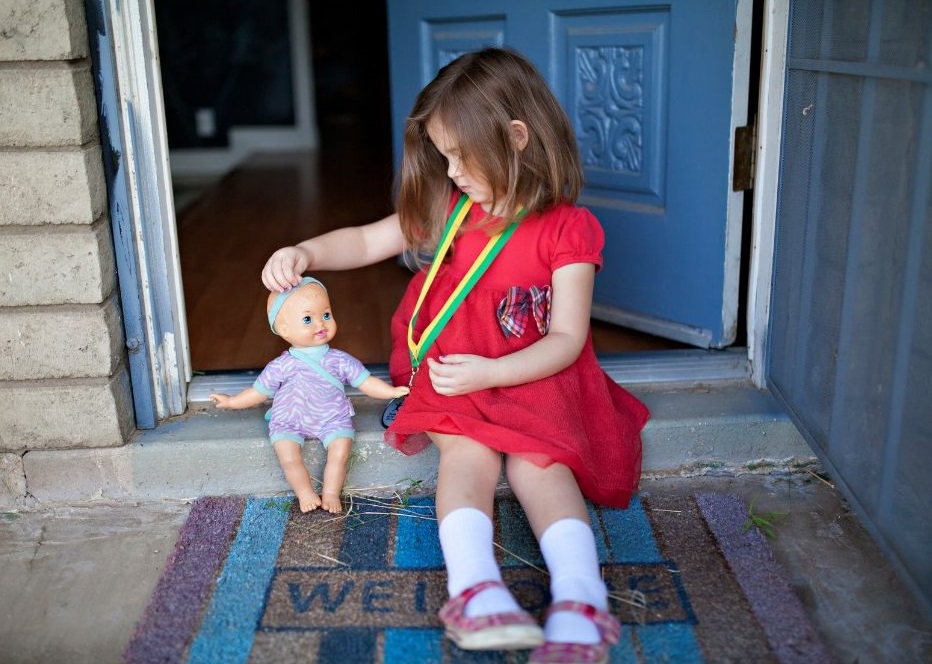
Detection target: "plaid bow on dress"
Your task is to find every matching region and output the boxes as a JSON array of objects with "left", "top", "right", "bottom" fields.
[{"left": 497, "top": 285, "right": 552, "bottom": 338}]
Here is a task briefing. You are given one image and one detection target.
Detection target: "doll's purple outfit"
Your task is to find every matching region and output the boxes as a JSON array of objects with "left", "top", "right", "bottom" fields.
[{"left": 254, "top": 345, "right": 370, "bottom": 447}]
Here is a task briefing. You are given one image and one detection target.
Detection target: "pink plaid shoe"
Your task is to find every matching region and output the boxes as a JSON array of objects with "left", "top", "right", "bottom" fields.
[
  {"left": 528, "top": 601, "right": 622, "bottom": 664},
  {"left": 438, "top": 580, "right": 545, "bottom": 651}
]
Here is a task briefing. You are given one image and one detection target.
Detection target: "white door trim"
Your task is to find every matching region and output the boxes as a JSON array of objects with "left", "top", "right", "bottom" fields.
[
  {"left": 747, "top": 0, "right": 790, "bottom": 388},
  {"left": 106, "top": 0, "right": 190, "bottom": 419},
  {"left": 720, "top": 0, "right": 755, "bottom": 349}
]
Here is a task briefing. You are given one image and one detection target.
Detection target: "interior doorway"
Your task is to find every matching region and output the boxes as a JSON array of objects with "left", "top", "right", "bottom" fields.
[{"left": 162, "top": 1, "right": 689, "bottom": 373}]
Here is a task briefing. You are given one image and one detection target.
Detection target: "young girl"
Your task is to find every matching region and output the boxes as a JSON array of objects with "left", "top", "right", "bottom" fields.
[{"left": 262, "top": 47, "right": 649, "bottom": 662}]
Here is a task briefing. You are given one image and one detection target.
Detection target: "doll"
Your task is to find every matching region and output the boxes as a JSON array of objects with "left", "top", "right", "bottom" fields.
[{"left": 209, "top": 277, "right": 409, "bottom": 513}]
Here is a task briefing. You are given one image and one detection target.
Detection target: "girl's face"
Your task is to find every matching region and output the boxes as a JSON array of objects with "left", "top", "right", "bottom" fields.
[{"left": 426, "top": 117, "right": 495, "bottom": 212}]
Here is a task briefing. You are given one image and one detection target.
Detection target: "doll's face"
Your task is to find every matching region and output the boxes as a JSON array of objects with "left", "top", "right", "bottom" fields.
[{"left": 270, "top": 283, "right": 337, "bottom": 348}]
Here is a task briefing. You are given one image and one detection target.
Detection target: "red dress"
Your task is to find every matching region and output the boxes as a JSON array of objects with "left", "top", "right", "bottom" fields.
[{"left": 385, "top": 199, "right": 649, "bottom": 508}]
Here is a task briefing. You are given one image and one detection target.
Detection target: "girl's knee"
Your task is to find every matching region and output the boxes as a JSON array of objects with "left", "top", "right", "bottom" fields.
[
  {"left": 442, "top": 440, "right": 501, "bottom": 474},
  {"left": 506, "top": 457, "right": 582, "bottom": 500},
  {"left": 505, "top": 454, "right": 566, "bottom": 482}
]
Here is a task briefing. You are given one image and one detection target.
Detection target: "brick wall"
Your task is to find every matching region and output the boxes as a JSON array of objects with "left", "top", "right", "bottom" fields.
[{"left": 0, "top": 0, "right": 135, "bottom": 503}]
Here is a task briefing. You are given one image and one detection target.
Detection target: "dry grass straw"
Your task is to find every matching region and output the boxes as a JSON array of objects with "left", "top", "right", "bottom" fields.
[{"left": 286, "top": 484, "right": 650, "bottom": 619}]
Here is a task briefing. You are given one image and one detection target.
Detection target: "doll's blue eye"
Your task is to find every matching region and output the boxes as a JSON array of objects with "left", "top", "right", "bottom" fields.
[
  {"left": 323, "top": 313, "right": 332, "bottom": 321},
  {"left": 302, "top": 315, "right": 312, "bottom": 325}
]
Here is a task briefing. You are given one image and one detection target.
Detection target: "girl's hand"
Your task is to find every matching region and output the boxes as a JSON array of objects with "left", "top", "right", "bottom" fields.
[
  {"left": 426, "top": 355, "right": 500, "bottom": 396},
  {"left": 262, "top": 246, "right": 310, "bottom": 292}
]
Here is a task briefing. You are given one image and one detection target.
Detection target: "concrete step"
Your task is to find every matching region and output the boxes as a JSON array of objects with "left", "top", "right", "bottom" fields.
[{"left": 22, "top": 379, "right": 816, "bottom": 504}]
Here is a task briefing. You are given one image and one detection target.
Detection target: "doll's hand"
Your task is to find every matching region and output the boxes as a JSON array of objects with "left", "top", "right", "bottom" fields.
[
  {"left": 262, "top": 246, "right": 310, "bottom": 292},
  {"left": 426, "top": 355, "right": 499, "bottom": 396},
  {"left": 209, "top": 393, "right": 232, "bottom": 408}
]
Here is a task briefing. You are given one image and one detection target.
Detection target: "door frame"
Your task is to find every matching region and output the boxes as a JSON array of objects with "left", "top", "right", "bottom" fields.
[
  {"left": 90, "top": 0, "right": 190, "bottom": 427},
  {"left": 746, "top": 0, "right": 790, "bottom": 388},
  {"left": 107, "top": 0, "right": 788, "bottom": 424}
]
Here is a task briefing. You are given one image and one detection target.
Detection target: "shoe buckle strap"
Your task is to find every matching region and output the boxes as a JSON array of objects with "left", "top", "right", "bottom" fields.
[
  {"left": 438, "top": 579, "right": 505, "bottom": 622},
  {"left": 547, "top": 601, "right": 621, "bottom": 644}
]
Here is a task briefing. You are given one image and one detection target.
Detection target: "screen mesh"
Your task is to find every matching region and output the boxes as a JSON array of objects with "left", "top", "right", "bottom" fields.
[{"left": 769, "top": 0, "right": 931, "bottom": 609}]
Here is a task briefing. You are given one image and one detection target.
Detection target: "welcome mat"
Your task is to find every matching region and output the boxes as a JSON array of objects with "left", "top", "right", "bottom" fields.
[{"left": 124, "top": 492, "right": 831, "bottom": 663}]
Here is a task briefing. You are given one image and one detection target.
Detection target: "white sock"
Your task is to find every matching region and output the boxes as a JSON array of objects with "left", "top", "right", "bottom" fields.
[
  {"left": 540, "top": 518, "right": 608, "bottom": 645},
  {"left": 438, "top": 507, "right": 520, "bottom": 617}
]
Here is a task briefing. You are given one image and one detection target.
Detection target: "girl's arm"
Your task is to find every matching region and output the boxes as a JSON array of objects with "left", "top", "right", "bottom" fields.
[
  {"left": 262, "top": 213, "right": 405, "bottom": 292},
  {"left": 426, "top": 262, "right": 595, "bottom": 395}
]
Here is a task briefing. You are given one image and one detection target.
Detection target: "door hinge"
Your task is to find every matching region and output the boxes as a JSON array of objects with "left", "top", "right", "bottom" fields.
[{"left": 732, "top": 118, "right": 756, "bottom": 192}]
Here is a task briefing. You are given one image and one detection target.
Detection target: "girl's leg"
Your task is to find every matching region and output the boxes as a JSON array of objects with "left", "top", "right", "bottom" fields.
[
  {"left": 430, "top": 431, "right": 500, "bottom": 521},
  {"left": 273, "top": 440, "right": 321, "bottom": 512},
  {"left": 430, "top": 432, "right": 521, "bottom": 617},
  {"left": 505, "top": 455, "right": 607, "bottom": 645},
  {"left": 320, "top": 437, "right": 352, "bottom": 514}
]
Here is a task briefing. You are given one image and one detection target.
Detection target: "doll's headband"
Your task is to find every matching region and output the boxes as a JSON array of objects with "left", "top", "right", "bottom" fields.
[{"left": 267, "top": 277, "right": 326, "bottom": 335}]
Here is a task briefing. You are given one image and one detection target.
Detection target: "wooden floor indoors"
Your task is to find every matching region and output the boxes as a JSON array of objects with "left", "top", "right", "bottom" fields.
[{"left": 176, "top": 138, "right": 684, "bottom": 373}]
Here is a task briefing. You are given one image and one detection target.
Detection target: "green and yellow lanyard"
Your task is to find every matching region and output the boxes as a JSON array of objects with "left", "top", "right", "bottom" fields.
[
  {"left": 383, "top": 194, "right": 524, "bottom": 427},
  {"left": 407, "top": 194, "right": 524, "bottom": 378}
]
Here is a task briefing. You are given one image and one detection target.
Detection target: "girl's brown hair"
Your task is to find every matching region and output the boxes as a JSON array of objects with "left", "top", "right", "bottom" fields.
[{"left": 397, "top": 47, "right": 583, "bottom": 254}]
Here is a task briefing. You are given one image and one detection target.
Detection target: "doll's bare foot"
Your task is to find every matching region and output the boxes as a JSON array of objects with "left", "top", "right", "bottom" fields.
[
  {"left": 321, "top": 492, "right": 343, "bottom": 514},
  {"left": 296, "top": 491, "right": 322, "bottom": 513}
]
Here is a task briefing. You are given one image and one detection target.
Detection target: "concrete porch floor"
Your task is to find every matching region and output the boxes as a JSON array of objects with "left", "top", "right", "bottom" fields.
[{"left": 2, "top": 379, "right": 931, "bottom": 662}]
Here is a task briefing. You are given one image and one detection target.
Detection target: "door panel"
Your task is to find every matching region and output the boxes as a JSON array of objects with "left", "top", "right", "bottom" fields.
[{"left": 388, "top": 0, "right": 747, "bottom": 348}]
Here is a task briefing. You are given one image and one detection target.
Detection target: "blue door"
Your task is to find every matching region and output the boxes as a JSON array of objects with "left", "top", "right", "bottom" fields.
[{"left": 388, "top": 0, "right": 749, "bottom": 348}]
